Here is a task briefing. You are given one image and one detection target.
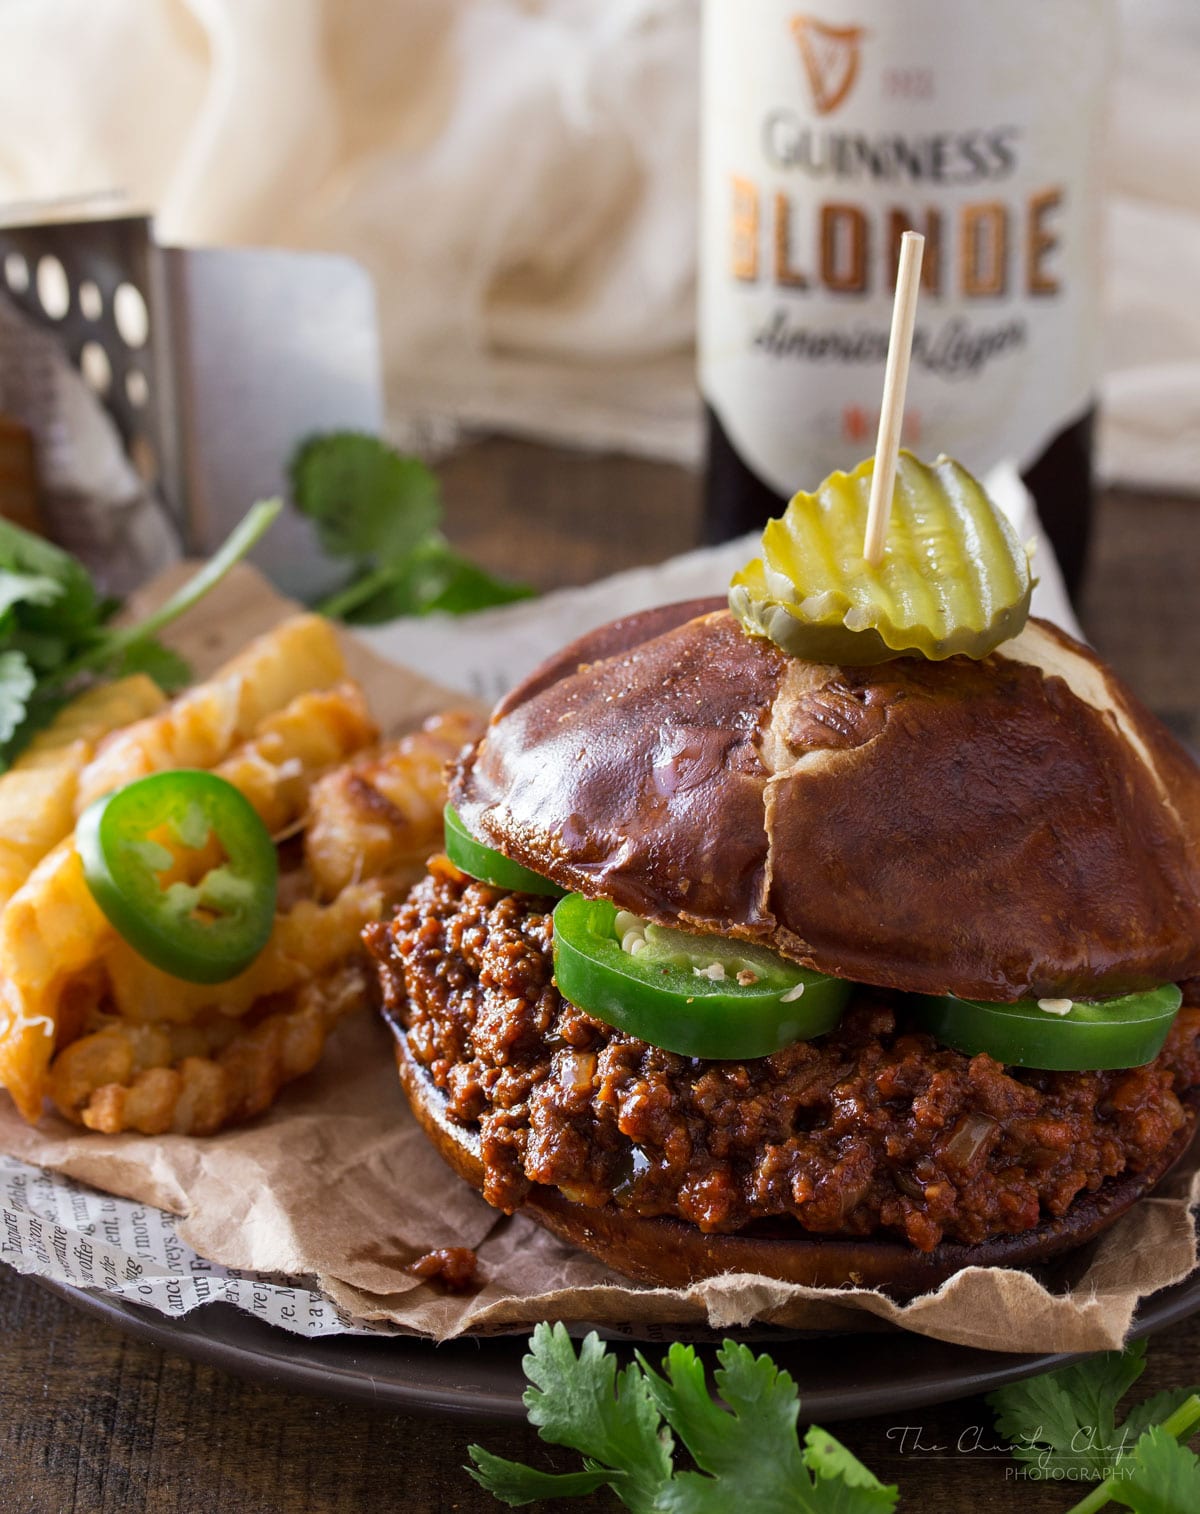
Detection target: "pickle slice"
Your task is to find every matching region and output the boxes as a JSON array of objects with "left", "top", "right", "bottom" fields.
[{"left": 729, "top": 451, "right": 1033, "bottom": 664}]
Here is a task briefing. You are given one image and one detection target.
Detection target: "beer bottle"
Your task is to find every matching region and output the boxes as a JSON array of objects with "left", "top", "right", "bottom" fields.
[{"left": 699, "top": 0, "right": 1115, "bottom": 594}]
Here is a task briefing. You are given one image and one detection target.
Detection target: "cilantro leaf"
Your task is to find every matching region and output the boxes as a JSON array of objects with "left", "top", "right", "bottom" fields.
[
  {"left": 415, "top": 544, "right": 535, "bottom": 616},
  {"left": 803, "top": 1427, "right": 899, "bottom": 1505},
  {"left": 291, "top": 432, "right": 442, "bottom": 564},
  {"left": 1120, "top": 1389, "right": 1200, "bottom": 1449},
  {"left": 642, "top": 1341, "right": 807, "bottom": 1494},
  {"left": 0, "top": 515, "right": 89, "bottom": 586},
  {"left": 645, "top": 1342, "right": 896, "bottom": 1514},
  {"left": 0, "top": 650, "right": 36, "bottom": 746},
  {"left": 291, "top": 431, "right": 534, "bottom": 623},
  {"left": 0, "top": 570, "right": 64, "bottom": 620},
  {"left": 466, "top": 1446, "right": 615, "bottom": 1507},
  {"left": 1108, "top": 1425, "right": 1200, "bottom": 1513},
  {"left": 0, "top": 516, "right": 99, "bottom": 639},
  {"left": 468, "top": 1324, "right": 672, "bottom": 1512},
  {"left": 989, "top": 1341, "right": 1148, "bottom": 1480},
  {"left": 108, "top": 636, "right": 192, "bottom": 693},
  {"left": 6, "top": 626, "right": 72, "bottom": 676},
  {"left": 521, "top": 1323, "right": 672, "bottom": 1512},
  {"left": 0, "top": 502, "right": 278, "bottom": 769},
  {"left": 337, "top": 538, "right": 534, "bottom": 624},
  {"left": 992, "top": 1344, "right": 1200, "bottom": 1514},
  {"left": 468, "top": 1328, "right": 896, "bottom": 1514},
  {"left": 322, "top": 540, "right": 451, "bottom": 624}
]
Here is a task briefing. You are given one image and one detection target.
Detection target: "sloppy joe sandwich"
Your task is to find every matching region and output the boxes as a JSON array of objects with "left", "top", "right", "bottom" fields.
[{"left": 367, "top": 455, "right": 1200, "bottom": 1294}]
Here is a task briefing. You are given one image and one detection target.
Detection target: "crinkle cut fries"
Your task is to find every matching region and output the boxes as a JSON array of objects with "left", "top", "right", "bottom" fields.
[{"left": 0, "top": 614, "right": 481, "bottom": 1134}]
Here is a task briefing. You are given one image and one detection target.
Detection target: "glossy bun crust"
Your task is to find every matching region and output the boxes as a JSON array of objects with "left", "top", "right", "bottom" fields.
[{"left": 452, "top": 601, "right": 1200, "bottom": 1002}]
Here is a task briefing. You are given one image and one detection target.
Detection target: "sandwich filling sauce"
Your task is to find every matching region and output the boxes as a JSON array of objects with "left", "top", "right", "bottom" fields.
[{"left": 367, "top": 858, "right": 1200, "bottom": 1253}]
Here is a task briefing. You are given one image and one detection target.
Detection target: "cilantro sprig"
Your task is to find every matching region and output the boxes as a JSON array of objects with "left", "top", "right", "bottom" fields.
[
  {"left": 466, "top": 1327, "right": 1200, "bottom": 1514},
  {"left": 289, "top": 432, "right": 534, "bottom": 624},
  {"left": 0, "top": 499, "right": 280, "bottom": 770},
  {"left": 467, "top": 1323, "right": 898, "bottom": 1512},
  {"left": 989, "top": 1338, "right": 1200, "bottom": 1513}
]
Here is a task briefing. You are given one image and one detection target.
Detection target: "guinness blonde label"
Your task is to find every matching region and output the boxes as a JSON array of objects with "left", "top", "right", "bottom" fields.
[{"left": 699, "top": 0, "right": 1114, "bottom": 497}]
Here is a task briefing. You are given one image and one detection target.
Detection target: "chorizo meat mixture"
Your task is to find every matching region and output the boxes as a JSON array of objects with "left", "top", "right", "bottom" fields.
[{"left": 366, "top": 858, "right": 1200, "bottom": 1252}]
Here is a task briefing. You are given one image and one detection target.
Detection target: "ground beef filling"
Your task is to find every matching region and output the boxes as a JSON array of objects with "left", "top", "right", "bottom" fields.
[{"left": 367, "top": 858, "right": 1200, "bottom": 1253}]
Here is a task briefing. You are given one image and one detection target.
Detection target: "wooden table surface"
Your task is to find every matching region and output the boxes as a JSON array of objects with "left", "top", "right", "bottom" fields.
[{"left": 2, "top": 439, "right": 1199, "bottom": 1514}]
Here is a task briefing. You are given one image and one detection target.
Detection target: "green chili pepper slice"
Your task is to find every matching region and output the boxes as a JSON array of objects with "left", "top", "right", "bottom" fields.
[
  {"left": 78, "top": 769, "right": 278, "bottom": 985},
  {"left": 551, "top": 894, "right": 850, "bottom": 1059},
  {"left": 443, "top": 803, "right": 564, "bottom": 896},
  {"left": 911, "top": 985, "right": 1183, "bottom": 1071}
]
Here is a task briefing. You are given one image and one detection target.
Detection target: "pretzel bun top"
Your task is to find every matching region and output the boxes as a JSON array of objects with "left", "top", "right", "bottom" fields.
[{"left": 451, "top": 600, "right": 1200, "bottom": 1002}]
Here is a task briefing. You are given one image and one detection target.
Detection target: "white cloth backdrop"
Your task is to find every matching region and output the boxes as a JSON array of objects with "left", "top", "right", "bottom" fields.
[{"left": 1, "top": 0, "right": 1195, "bottom": 490}]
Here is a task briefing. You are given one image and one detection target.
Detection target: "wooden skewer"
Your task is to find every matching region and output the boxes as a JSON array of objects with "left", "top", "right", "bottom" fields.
[{"left": 862, "top": 230, "right": 925, "bottom": 566}]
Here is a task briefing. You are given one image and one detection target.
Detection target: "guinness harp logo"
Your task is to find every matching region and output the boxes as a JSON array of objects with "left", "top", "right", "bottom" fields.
[{"left": 790, "top": 15, "right": 866, "bottom": 116}]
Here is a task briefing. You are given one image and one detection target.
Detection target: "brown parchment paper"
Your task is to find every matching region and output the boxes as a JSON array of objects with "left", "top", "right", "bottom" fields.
[{"left": 1, "top": 563, "right": 1197, "bottom": 1353}]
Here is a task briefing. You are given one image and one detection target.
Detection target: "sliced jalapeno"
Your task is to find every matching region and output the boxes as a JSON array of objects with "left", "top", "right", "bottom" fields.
[
  {"left": 443, "top": 803, "right": 564, "bottom": 896},
  {"left": 551, "top": 894, "right": 850, "bottom": 1059},
  {"left": 78, "top": 770, "right": 278, "bottom": 985},
  {"left": 912, "top": 985, "right": 1183, "bottom": 1071}
]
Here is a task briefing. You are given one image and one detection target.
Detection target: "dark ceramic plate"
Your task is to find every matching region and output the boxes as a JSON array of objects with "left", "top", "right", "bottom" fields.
[{"left": 39, "top": 1258, "right": 1200, "bottom": 1425}]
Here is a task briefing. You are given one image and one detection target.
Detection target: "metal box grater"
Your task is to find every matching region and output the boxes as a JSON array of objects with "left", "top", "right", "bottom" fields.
[{"left": 0, "top": 214, "right": 383, "bottom": 599}]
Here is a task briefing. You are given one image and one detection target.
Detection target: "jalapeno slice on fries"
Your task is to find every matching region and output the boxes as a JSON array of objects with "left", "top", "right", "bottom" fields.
[{"left": 78, "top": 770, "right": 278, "bottom": 984}]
